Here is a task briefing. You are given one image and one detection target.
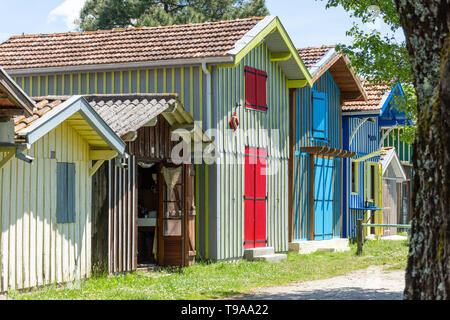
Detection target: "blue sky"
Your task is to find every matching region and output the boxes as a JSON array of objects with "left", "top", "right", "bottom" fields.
[{"left": 0, "top": 0, "right": 403, "bottom": 48}]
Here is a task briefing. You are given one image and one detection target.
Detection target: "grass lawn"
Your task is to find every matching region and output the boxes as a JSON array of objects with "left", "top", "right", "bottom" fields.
[{"left": 7, "top": 239, "right": 408, "bottom": 300}]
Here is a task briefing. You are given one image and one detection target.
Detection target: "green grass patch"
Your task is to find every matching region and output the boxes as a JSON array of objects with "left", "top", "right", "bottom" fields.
[{"left": 7, "top": 240, "right": 408, "bottom": 300}]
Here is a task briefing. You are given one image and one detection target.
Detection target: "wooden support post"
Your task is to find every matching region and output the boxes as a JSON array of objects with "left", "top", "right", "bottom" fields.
[{"left": 357, "top": 219, "right": 364, "bottom": 255}]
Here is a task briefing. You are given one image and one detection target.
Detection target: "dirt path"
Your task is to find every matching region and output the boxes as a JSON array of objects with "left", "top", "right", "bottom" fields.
[{"left": 235, "top": 266, "right": 406, "bottom": 300}]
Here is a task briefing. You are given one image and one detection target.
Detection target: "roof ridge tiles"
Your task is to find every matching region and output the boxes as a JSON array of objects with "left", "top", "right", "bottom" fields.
[{"left": 7, "top": 16, "right": 266, "bottom": 40}]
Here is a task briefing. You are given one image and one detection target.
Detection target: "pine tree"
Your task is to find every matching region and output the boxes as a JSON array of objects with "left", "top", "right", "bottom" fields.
[{"left": 77, "top": 0, "right": 269, "bottom": 31}]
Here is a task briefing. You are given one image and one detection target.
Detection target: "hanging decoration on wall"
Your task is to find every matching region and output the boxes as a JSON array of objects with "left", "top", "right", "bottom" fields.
[{"left": 229, "top": 112, "right": 239, "bottom": 131}]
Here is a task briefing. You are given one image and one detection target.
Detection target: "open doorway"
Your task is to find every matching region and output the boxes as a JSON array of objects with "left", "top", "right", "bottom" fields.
[{"left": 137, "top": 162, "right": 159, "bottom": 268}]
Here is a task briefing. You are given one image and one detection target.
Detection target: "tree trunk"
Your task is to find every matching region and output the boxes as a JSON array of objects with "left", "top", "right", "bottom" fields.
[{"left": 394, "top": 0, "right": 450, "bottom": 299}]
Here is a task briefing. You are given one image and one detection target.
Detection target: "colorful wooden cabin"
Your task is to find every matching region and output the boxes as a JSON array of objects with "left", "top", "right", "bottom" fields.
[
  {"left": 342, "top": 81, "right": 410, "bottom": 238},
  {"left": 84, "top": 94, "right": 210, "bottom": 270},
  {"left": 0, "top": 94, "right": 125, "bottom": 292},
  {"left": 288, "top": 46, "right": 367, "bottom": 252},
  {"left": 0, "top": 16, "right": 313, "bottom": 265}
]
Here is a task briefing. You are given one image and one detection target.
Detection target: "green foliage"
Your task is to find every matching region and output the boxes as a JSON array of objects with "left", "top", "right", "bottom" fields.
[
  {"left": 77, "top": 0, "right": 269, "bottom": 31},
  {"left": 319, "top": 0, "right": 417, "bottom": 142}
]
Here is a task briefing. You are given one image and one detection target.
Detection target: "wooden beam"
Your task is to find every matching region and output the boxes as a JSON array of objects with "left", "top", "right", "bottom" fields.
[
  {"left": 0, "top": 149, "right": 15, "bottom": 170},
  {"left": 0, "top": 108, "right": 25, "bottom": 116},
  {"left": 171, "top": 123, "right": 195, "bottom": 132},
  {"left": 270, "top": 52, "right": 292, "bottom": 62},
  {"left": 89, "top": 160, "right": 105, "bottom": 177},
  {"left": 89, "top": 150, "right": 118, "bottom": 161}
]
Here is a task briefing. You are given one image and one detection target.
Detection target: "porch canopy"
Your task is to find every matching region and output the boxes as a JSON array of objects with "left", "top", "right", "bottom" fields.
[
  {"left": 300, "top": 146, "right": 356, "bottom": 158},
  {"left": 84, "top": 93, "right": 214, "bottom": 158}
]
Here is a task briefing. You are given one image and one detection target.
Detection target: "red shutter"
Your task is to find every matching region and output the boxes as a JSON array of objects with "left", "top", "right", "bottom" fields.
[
  {"left": 244, "top": 147, "right": 256, "bottom": 248},
  {"left": 245, "top": 67, "right": 257, "bottom": 110},
  {"left": 254, "top": 149, "right": 267, "bottom": 247},
  {"left": 256, "top": 70, "right": 267, "bottom": 111}
]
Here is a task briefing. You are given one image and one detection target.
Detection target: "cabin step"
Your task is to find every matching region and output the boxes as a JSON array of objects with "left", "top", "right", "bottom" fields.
[
  {"left": 246, "top": 253, "right": 287, "bottom": 263},
  {"left": 289, "top": 239, "right": 350, "bottom": 255},
  {"left": 243, "top": 247, "right": 275, "bottom": 260}
]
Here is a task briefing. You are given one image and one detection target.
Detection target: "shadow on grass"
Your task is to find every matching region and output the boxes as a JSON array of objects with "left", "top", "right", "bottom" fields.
[{"left": 233, "top": 287, "right": 403, "bottom": 300}]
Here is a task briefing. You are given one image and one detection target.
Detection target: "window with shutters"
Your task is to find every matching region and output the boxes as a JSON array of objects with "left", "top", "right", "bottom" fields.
[
  {"left": 245, "top": 66, "right": 267, "bottom": 112},
  {"left": 57, "top": 162, "right": 76, "bottom": 224},
  {"left": 311, "top": 91, "right": 328, "bottom": 141}
]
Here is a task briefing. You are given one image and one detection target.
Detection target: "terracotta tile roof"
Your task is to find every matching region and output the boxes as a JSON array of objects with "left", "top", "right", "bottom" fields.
[
  {"left": 297, "top": 45, "right": 335, "bottom": 68},
  {"left": 84, "top": 94, "right": 179, "bottom": 138},
  {"left": 0, "top": 17, "right": 264, "bottom": 70},
  {"left": 13, "top": 94, "right": 181, "bottom": 140},
  {"left": 14, "top": 96, "right": 67, "bottom": 136},
  {"left": 342, "top": 79, "right": 390, "bottom": 112}
]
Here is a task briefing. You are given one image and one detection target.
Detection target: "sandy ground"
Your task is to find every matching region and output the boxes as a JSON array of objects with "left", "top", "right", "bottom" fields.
[{"left": 234, "top": 266, "right": 406, "bottom": 300}]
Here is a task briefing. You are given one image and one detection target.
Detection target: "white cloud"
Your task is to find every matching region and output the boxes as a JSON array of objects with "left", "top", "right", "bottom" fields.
[{"left": 48, "top": 0, "right": 87, "bottom": 30}]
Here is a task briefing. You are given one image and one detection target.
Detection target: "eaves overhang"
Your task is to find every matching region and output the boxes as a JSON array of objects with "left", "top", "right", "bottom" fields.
[{"left": 226, "top": 16, "right": 313, "bottom": 87}]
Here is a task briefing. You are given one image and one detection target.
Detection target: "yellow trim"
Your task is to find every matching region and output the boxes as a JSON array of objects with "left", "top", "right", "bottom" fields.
[
  {"left": 120, "top": 71, "right": 123, "bottom": 94},
  {"left": 270, "top": 52, "right": 292, "bottom": 62},
  {"left": 37, "top": 76, "right": 41, "bottom": 96},
  {"left": 287, "top": 80, "right": 308, "bottom": 88},
  {"left": 129, "top": 70, "right": 132, "bottom": 93},
  {"left": 29, "top": 76, "right": 33, "bottom": 96},
  {"left": 154, "top": 69, "right": 158, "bottom": 92},
  {"left": 352, "top": 149, "right": 385, "bottom": 163},
  {"left": 137, "top": 70, "right": 140, "bottom": 93},
  {"left": 225, "top": 17, "right": 313, "bottom": 86},
  {"left": 163, "top": 68, "right": 167, "bottom": 93},
  {"left": 89, "top": 160, "right": 105, "bottom": 177},
  {"left": 90, "top": 150, "right": 118, "bottom": 161}
]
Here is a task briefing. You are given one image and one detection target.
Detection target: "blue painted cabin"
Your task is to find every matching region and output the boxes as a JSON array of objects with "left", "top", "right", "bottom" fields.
[
  {"left": 342, "top": 81, "right": 411, "bottom": 238},
  {"left": 289, "top": 46, "right": 367, "bottom": 243}
]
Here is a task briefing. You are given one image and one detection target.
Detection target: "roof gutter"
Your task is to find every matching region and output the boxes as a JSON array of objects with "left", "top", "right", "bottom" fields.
[{"left": 5, "top": 56, "right": 234, "bottom": 77}]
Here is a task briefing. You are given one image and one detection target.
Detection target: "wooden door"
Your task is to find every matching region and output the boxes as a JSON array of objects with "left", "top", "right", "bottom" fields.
[
  {"left": 158, "top": 164, "right": 183, "bottom": 266},
  {"left": 157, "top": 164, "right": 196, "bottom": 266},
  {"left": 183, "top": 164, "right": 196, "bottom": 266},
  {"left": 313, "top": 157, "right": 334, "bottom": 240},
  {"left": 244, "top": 147, "right": 267, "bottom": 249}
]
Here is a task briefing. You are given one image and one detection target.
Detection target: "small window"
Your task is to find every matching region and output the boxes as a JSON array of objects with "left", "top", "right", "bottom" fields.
[
  {"left": 57, "top": 162, "right": 76, "bottom": 223},
  {"left": 351, "top": 161, "right": 359, "bottom": 194},
  {"left": 312, "top": 91, "right": 328, "bottom": 140},
  {"left": 245, "top": 66, "right": 267, "bottom": 111}
]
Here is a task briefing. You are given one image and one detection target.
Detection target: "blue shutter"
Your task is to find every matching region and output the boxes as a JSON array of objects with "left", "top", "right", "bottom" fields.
[
  {"left": 57, "top": 163, "right": 68, "bottom": 223},
  {"left": 312, "top": 91, "right": 328, "bottom": 140},
  {"left": 67, "top": 163, "right": 76, "bottom": 223},
  {"left": 57, "top": 162, "right": 76, "bottom": 223}
]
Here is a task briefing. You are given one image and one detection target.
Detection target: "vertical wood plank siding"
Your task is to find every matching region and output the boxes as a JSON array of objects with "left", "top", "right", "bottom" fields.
[
  {"left": 0, "top": 121, "right": 91, "bottom": 292},
  {"left": 381, "top": 127, "right": 413, "bottom": 164},
  {"left": 211, "top": 43, "right": 289, "bottom": 260},
  {"left": 292, "top": 71, "right": 342, "bottom": 241},
  {"left": 12, "top": 43, "right": 289, "bottom": 261},
  {"left": 342, "top": 115, "right": 381, "bottom": 238}
]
